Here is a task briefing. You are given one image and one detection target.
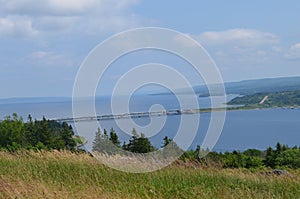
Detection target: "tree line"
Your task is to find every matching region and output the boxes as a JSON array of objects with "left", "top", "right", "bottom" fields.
[
  {"left": 0, "top": 113, "right": 76, "bottom": 151},
  {"left": 93, "top": 128, "right": 300, "bottom": 169},
  {"left": 92, "top": 127, "right": 156, "bottom": 154},
  {"left": 227, "top": 90, "right": 300, "bottom": 107},
  {"left": 1, "top": 113, "right": 299, "bottom": 169},
  {"left": 202, "top": 142, "right": 300, "bottom": 169}
]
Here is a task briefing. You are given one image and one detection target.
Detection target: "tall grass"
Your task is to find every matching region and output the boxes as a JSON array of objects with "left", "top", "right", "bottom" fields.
[{"left": 0, "top": 150, "right": 299, "bottom": 198}]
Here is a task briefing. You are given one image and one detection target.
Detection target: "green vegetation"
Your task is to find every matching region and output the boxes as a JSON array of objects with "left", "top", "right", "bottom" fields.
[
  {"left": 1, "top": 113, "right": 299, "bottom": 170},
  {"left": 92, "top": 127, "right": 156, "bottom": 154},
  {"left": 0, "top": 150, "right": 299, "bottom": 198},
  {"left": 0, "top": 113, "right": 300, "bottom": 198},
  {"left": 121, "top": 128, "right": 155, "bottom": 153},
  {"left": 92, "top": 126, "right": 300, "bottom": 170},
  {"left": 0, "top": 113, "right": 76, "bottom": 151},
  {"left": 228, "top": 90, "right": 300, "bottom": 108},
  {"left": 179, "top": 142, "right": 300, "bottom": 170}
]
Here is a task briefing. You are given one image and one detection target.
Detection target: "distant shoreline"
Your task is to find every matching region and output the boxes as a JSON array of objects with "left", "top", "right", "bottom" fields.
[{"left": 200, "top": 105, "right": 300, "bottom": 113}]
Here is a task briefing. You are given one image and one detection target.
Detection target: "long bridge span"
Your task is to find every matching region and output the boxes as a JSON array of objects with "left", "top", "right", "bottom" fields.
[{"left": 55, "top": 109, "right": 199, "bottom": 123}]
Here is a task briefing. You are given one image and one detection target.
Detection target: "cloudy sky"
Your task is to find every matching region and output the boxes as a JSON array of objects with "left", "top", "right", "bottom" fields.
[{"left": 1, "top": 0, "right": 300, "bottom": 98}]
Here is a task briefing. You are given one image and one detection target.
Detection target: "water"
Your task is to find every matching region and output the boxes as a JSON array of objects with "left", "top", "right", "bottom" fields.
[{"left": 0, "top": 94, "right": 299, "bottom": 152}]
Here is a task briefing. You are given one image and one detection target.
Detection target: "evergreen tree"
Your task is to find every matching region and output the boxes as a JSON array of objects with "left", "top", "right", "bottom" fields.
[
  {"left": 0, "top": 114, "right": 77, "bottom": 151},
  {"left": 109, "top": 128, "right": 120, "bottom": 146},
  {"left": 61, "top": 122, "right": 76, "bottom": 150},
  {"left": 122, "top": 141, "right": 127, "bottom": 150},
  {"left": 162, "top": 136, "right": 172, "bottom": 147},
  {"left": 161, "top": 137, "right": 183, "bottom": 159},
  {"left": 276, "top": 142, "right": 282, "bottom": 153},
  {"left": 62, "top": 122, "right": 73, "bottom": 144},
  {"left": 92, "top": 128, "right": 112, "bottom": 153},
  {"left": 92, "top": 128, "right": 103, "bottom": 152},
  {"left": 25, "top": 115, "right": 35, "bottom": 144},
  {"left": 282, "top": 144, "right": 289, "bottom": 151},
  {"left": 125, "top": 130, "right": 154, "bottom": 153},
  {"left": 40, "top": 116, "right": 54, "bottom": 148},
  {"left": 265, "top": 147, "right": 275, "bottom": 168},
  {"left": 131, "top": 128, "right": 138, "bottom": 141},
  {"left": 103, "top": 129, "right": 108, "bottom": 137}
]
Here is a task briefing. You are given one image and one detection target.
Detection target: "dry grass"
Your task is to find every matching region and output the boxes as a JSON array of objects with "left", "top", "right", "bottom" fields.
[{"left": 0, "top": 150, "right": 299, "bottom": 199}]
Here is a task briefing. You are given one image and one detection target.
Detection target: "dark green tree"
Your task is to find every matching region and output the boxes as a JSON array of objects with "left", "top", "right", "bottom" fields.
[
  {"left": 265, "top": 147, "right": 275, "bottom": 168},
  {"left": 0, "top": 113, "right": 25, "bottom": 149},
  {"left": 162, "top": 136, "right": 172, "bottom": 147},
  {"left": 275, "top": 148, "right": 300, "bottom": 169},
  {"left": 243, "top": 149, "right": 263, "bottom": 157},
  {"left": 39, "top": 116, "right": 54, "bottom": 148},
  {"left": 245, "top": 156, "right": 263, "bottom": 168},
  {"left": 25, "top": 114, "right": 36, "bottom": 146},
  {"left": 162, "top": 137, "right": 183, "bottom": 160},
  {"left": 61, "top": 122, "right": 76, "bottom": 150},
  {"left": 103, "top": 129, "right": 108, "bottom": 137},
  {"left": 276, "top": 142, "right": 282, "bottom": 153},
  {"left": 125, "top": 129, "right": 154, "bottom": 153},
  {"left": 223, "top": 151, "right": 247, "bottom": 168},
  {"left": 92, "top": 128, "right": 109, "bottom": 152},
  {"left": 109, "top": 128, "right": 120, "bottom": 146},
  {"left": 92, "top": 128, "right": 116, "bottom": 154},
  {"left": 92, "top": 128, "right": 103, "bottom": 152},
  {"left": 0, "top": 114, "right": 77, "bottom": 151}
]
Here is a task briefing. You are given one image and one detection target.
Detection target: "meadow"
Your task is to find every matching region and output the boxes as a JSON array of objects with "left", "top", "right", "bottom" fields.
[{"left": 0, "top": 150, "right": 299, "bottom": 199}]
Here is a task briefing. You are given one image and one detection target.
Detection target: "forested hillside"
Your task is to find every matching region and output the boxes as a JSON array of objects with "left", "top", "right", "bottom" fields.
[{"left": 228, "top": 90, "right": 300, "bottom": 107}]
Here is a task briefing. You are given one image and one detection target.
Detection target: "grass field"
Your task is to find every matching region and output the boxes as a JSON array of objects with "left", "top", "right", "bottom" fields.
[{"left": 0, "top": 151, "right": 299, "bottom": 199}]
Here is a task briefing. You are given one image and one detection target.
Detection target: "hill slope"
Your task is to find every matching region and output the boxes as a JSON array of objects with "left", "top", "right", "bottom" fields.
[
  {"left": 228, "top": 90, "right": 300, "bottom": 107},
  {"left": 152, "top": 76, "right": 300, "bottom": 97},
  {"left": 0, "top": 151, "right": 299, "bottom": 198}
]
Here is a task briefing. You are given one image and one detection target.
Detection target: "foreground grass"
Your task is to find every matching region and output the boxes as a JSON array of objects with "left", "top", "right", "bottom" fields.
[{"left": 0, "top": 151, "right": 299, "bottom": 199}]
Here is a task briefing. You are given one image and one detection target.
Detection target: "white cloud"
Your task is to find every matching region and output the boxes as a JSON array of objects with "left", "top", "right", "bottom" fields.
[
  {"left": 291, "top": 43, "right": 300, "bottom": 50},
  {"left": 193, "top": 29, "right": 282, "bottom": 67},
  {"left": 0, "top": 0, "right": 127, "bottom": 16},
  {"left": 0, "top": 0, "right": 141, "bottom": 37},
  {"left": 46, "top": 0, "right": 97, "bottom": 14},
  {"left": 0, "top": 16, "right": 38, "bottom": 37},
  {"left": 27, "top": 51, "right": 74, "bottom": 67},
  {"left": 285, "top": 43, "right": 300, "bottom": 59},
  {"left": 198, "top": 29, "right": 279, "bottom": 47},
  {"left": 30, "top": 51, "right": 53, "bottom": 59}
]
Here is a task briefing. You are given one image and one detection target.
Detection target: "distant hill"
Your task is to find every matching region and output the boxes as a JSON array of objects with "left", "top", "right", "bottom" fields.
[
  {"left": 228, "top": 90, "right": 300, "bottom": 107},
  {"left": 224, "top": 76, "right": 300, "bottom": 95},
  {"left": 152, "top": 76, "right": 300, "bottom": 97},
  {"left": 2, "top": 77, "right": 300, "bottom": 104}
]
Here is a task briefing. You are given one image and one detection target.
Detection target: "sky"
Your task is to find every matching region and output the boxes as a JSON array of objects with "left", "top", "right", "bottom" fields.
[{"left": 0, "top": 0, "right": 300, "bottom": 98}]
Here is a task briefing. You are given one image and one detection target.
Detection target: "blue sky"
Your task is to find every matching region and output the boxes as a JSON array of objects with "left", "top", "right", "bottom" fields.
[{"left": 0, "top": 0, "right": 300, "bottom": 98}]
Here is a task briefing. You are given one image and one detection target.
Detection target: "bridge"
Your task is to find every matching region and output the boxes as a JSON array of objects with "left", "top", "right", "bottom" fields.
[{"left": 55, "top": 109, "right": 199, "bottom": 123}]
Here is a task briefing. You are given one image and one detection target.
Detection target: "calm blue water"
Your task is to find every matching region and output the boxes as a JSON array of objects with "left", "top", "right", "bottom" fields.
[{"left": 0, "top": 94, "right": 299, "bottom": 152}]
